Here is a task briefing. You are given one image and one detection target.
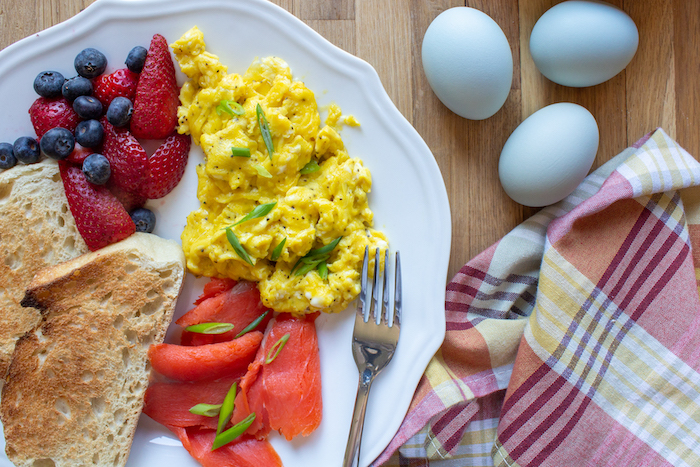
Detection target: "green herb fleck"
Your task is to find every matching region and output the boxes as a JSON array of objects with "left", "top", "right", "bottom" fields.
[
  {"left": 189, "top": 403, "right": 222, "bottom": 417},
  {"left": 217, "top": 383, "right": 237, "bottom": 435},
  {"left": 185, "top": 322, "right": 235, "bottom": 335},
  {"left": 234, "top": 202, "right": 276, "bottom": 226},
  {"left": 265, "top": 333, "right": 291, "bottom": 364},
  {"left": 212, "top": 413, "right": 256, "bottom": 451},
  {"left": 230, "top": 147, "right": 251, "bottom": 157},
  {"left": 300, "top": 160, "right": 321, "bottom": 174},
  {"left": 235, "top": 311, "right": 269, "bottom": 339},
  {"left": 256, "top": 103, "right": 274, "bottom": 159},
  {"left": 252, "top": 163, "right": 272, "bottom": 178},
  {"left": 291, "top": 237, "right": 342, "bottom": 275},
  {"left": 226, "top": 228, "right": 253, "bottom": 265},
  {"left": 271, "top": 237, "right": 286, "bottom": 261},
  {"left": 216, "top": 100, "right": 245, "bottom": 117}
]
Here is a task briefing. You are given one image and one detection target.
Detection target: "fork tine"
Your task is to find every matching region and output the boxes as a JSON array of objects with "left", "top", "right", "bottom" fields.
[
  {"left": 371, "top": 247, "right": 382, "bottom": 324},
  {"left": 394, "top": 250, "right": 402, "bottom": 326},
  {"left": 381, "top": 249, "right": 390, "bottom": 326},
  {"left": 358, "top": 246, "right": 370, "bottom": 321}
]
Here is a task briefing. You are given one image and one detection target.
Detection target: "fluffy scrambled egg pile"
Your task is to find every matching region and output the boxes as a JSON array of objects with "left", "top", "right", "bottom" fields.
[{"left": 173, "top": 27, "right": 388, "bottom": 314}]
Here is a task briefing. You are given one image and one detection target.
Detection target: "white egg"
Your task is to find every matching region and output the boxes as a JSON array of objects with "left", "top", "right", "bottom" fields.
[
  {"left": 421, "top": 7, "right": 513, "bottom": 120},
  {"left": 530, "top": 1, "right": 638, "bottom": 87},
  {"left": 498, "top": 103, "right": 599, "bottom": 207}
]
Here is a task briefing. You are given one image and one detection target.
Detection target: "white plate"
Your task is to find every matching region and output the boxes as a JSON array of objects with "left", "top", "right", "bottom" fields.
[{"left": 0, "top": 0, "right": 451, "bottom": 466}]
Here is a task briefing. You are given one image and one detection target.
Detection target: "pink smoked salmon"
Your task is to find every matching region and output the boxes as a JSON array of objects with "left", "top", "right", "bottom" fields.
[
  {"left": 234, "top": 314, "right": 322, "bottom": 440},
  {"left": 193, "top": 277, "right": 237, "bottom": 305},
  {"left": 169, "top": 426, "right": 282, "bottom": 467},
  {"left": 143, "top": 377, "right": 239, "bottom": 430},
  {"left": 148, "top": 331, "right": 263, "bottom": 381},
  {"left": 177, "top": 281, "right": 271, "bottom": 340}
]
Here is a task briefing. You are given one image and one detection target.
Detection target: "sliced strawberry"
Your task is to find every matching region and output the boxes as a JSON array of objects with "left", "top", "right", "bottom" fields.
[
  {"left": 107, "top": 179, "right": 146, "bottom": 212},
  {"left": 65, "top": 142, "right": 93, "bottom": 165},
  {"left": 131, "top": 34, "right": 179, "bottom": 139},
  {"left": 92, "top": 68, "right": 139, "bottom": 108},
  {"left": 101, "top": 117, "right": 149, "bottom": 194},
  {"left": 29, "top": 96, "right": 80, "bottom": 139},
  {"left": 138, "top": 133, "right": 190, "bottom": 199},
  {"left": 58, "top": 161, "right": 135, "bottom": 251}
]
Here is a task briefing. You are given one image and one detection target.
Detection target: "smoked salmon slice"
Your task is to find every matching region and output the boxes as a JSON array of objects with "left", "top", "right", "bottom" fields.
[
  {"left": 143, "top": 377, "right": 239, "bottom": 430},
  {"left": 148, "top": 331, "right": 263, "bottom": 381},
  {"left": 233, "top": 314, "right": 322, "bottom": 440},
  {"left": 169, "top": 426, "right": 282, "bottom": 467},
  {"left": 177, "top": 281, "right": 271, "bottom": 339},
  {"left": 194, "top": 277, "right": 237, "bottom": 305}
]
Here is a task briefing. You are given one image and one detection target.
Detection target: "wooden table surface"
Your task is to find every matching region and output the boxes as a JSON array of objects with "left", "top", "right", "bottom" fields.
[{"left": 2, "top": 0, "right": 699, "bottom": 281}]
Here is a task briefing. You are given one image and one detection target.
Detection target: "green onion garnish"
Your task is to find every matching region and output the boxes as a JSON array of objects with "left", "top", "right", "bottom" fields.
[
  {"left": 256, "top": 103, "right": 274, "bottom": 159},
  {"left": 300, "top": 160, "right": 321, "bottom": 174},
  {"left": 211, "top": 413, "right": 256, "bottom": 451},
  {"left": 234, "top": 202, "right": 276, "bottom": 226},
  {"left": 265, "top": 333, "right": 290, "bottom": 364},
  {"left": 216, "top": 100, "right": 245, "bottom": 117},
  {"left": 271, "top": 237, "right": 286, "bottom": 261},
  {"left": 185, "top": 322, "right": 234, "bottom": 335},
  {"left": 235, "top": 310, "right": 269, "bottom": 339},
  {"left": 291, "top": 237, "right": 342, "bottom": 275},
  {"left": 252, "top": 163, "right": 272, "bottom": 178},
  {"left": 189, "top": 403, "right": 222, "bottom": 417},
  {"left": 217, "top": 382, "right": 238, "bottom": 435},
  {"left": 317, "top": 261, "right": 329, "bottom": 280},
  {"left": 231, "top": 147, "right": 251, "bottom": 157},
  {"left": 226, "top": 227, "right": 253, "bottom": 265}
]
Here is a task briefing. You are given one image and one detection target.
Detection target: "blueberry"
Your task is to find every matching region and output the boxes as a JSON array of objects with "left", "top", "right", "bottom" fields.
[
  {"left": 40, "top": 128, "right": 75, "bottom": 160},
  {"left": 75, "top": 119, "right": 104, "bottom": 148},
  {"left": 125, "top": 46, "right": 148, "bottom": 73},
  {"left": 73, "top": 95, "right": 103, "bottom": 120},
  {"left": 0, "top": 142, "right": 17, "bottom": 169},
  {"left": 33, "top": 71, "right": 65, "bottom": 98},
  {"left": 62, "top": 76, "right": 93, "bottom": 101},
  {"left": 130, "top": 207, "right": 156, "bottom": 233},
  {"left": 74, "top": 48, "right": 107, "bottom": 79},
  {"left": 13, "top": 136, "right": 41, "bottom": 164},
  {"left": 82, "top": 153, "right": 111, "bottom": 185},
  {"left": 106, "top": 97, "right": 133, "bottom": 127}
]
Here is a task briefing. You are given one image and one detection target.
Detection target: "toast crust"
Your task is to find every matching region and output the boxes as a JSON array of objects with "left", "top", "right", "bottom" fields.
[
  {"left": 0, "top": 160, "right": 89, "bottom": 377},
  {"left": 1, "top": 233, "right": 185, "bottom": 467}
]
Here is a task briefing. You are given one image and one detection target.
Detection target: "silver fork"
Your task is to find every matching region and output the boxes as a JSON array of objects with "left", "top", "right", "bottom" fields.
[{"left": 343, "top": 246, "right": 402, "bottom": 467}]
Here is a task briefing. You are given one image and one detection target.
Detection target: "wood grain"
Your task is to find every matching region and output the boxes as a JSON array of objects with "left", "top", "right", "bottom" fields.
[{"left": 2, "top": 0, "right": 699, "bottom": 281}]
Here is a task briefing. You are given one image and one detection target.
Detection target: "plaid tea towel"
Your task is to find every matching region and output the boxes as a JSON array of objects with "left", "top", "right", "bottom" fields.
[{"left": 375, "top": 128, "right": 700, "bottom": 466}]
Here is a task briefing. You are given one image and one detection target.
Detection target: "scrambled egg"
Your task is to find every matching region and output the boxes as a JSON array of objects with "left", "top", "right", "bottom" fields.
[{"left": 173, "top": 27, "right": 387, "bottom": 314}]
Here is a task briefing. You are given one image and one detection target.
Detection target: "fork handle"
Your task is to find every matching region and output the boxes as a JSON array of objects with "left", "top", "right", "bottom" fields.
[{"left": 343, "top": 368, "right": 374, "bottom": 467}]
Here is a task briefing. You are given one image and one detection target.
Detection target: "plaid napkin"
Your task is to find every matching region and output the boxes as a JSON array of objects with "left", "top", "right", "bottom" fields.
[{"left": 375, "top": 128, "right": 700, "bottom": 466}]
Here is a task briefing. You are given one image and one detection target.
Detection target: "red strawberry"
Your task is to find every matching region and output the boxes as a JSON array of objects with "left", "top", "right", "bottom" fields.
[
  {"left": 28, "top": 96, "right": 80, "bottom": 139},
  {"left": 107, "top": 179, "right": 147, "bottom": 213},
  {"left": 58, "top": 161, "right": 135, "bottom": 251},
  {"left": 130, "top": 34, "right": 179, "bottom": 139},
  {"left": 139, "top": 133, "right": 190, "bottom": 199},
  {"left": 65, "top": 143, "right": 93, "bottom": 165},
  {"left": 101, "top": 117, "right": 149, "bottom": 194},
  {"left": 92, "top": 68, "right": 139, "bottom": 108}
]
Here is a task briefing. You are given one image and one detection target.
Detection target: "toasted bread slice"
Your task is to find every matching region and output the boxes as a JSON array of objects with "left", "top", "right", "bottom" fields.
[
  {"left": 0, "top": 160, "right": 89, "bottom": 378},
  {"left": 1, "top": 232, "right": 186, "bottom": 467}
]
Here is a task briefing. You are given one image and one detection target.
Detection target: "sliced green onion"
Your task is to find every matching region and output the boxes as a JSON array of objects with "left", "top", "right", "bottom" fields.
[
  {"left": 300, "top": 160, "right": 321, "bottom": 174},
  {"left": 265, "top": 333, "right": 291, "bottom": 364},
  {"left": 211, "top": 413, "right": 256, "bottom": 451},
  {"left": 185, "top": 322, "right": 234, "bottom": 335},
  {"left": 189, "top": 403, "right": 222, "bottom": 417},
  {"left": 217, "top": 382, "right": 237, "bottom": 435},
  {"left": 216, "top": 100, "right": 245, "bottom": 117},
  {"left": 231, "top": 147, "right": 251, "bottom": 157},
  {"left": 235, "top": 310, "right": 269, "bottom": 339},
  {"left": 271, "top": 237, "right": 286, "bottom": 261},
  {"left": 234, "top": 202, "right": 276, "bottom": 226},
  {"left": 317, "top": 261, "right": 329, "bottom": 280},
  {"left": 226, "top": 227, "right": 253, "bottom": 265},
  {"left": 256, "top": 103, "right": 274, "bottom": 159},
  {"left": 291, "top": 237, "right": 342, "bottom": 275},
  {"left": 252, "top": 163, "right": 272, "bottom": 178}
]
